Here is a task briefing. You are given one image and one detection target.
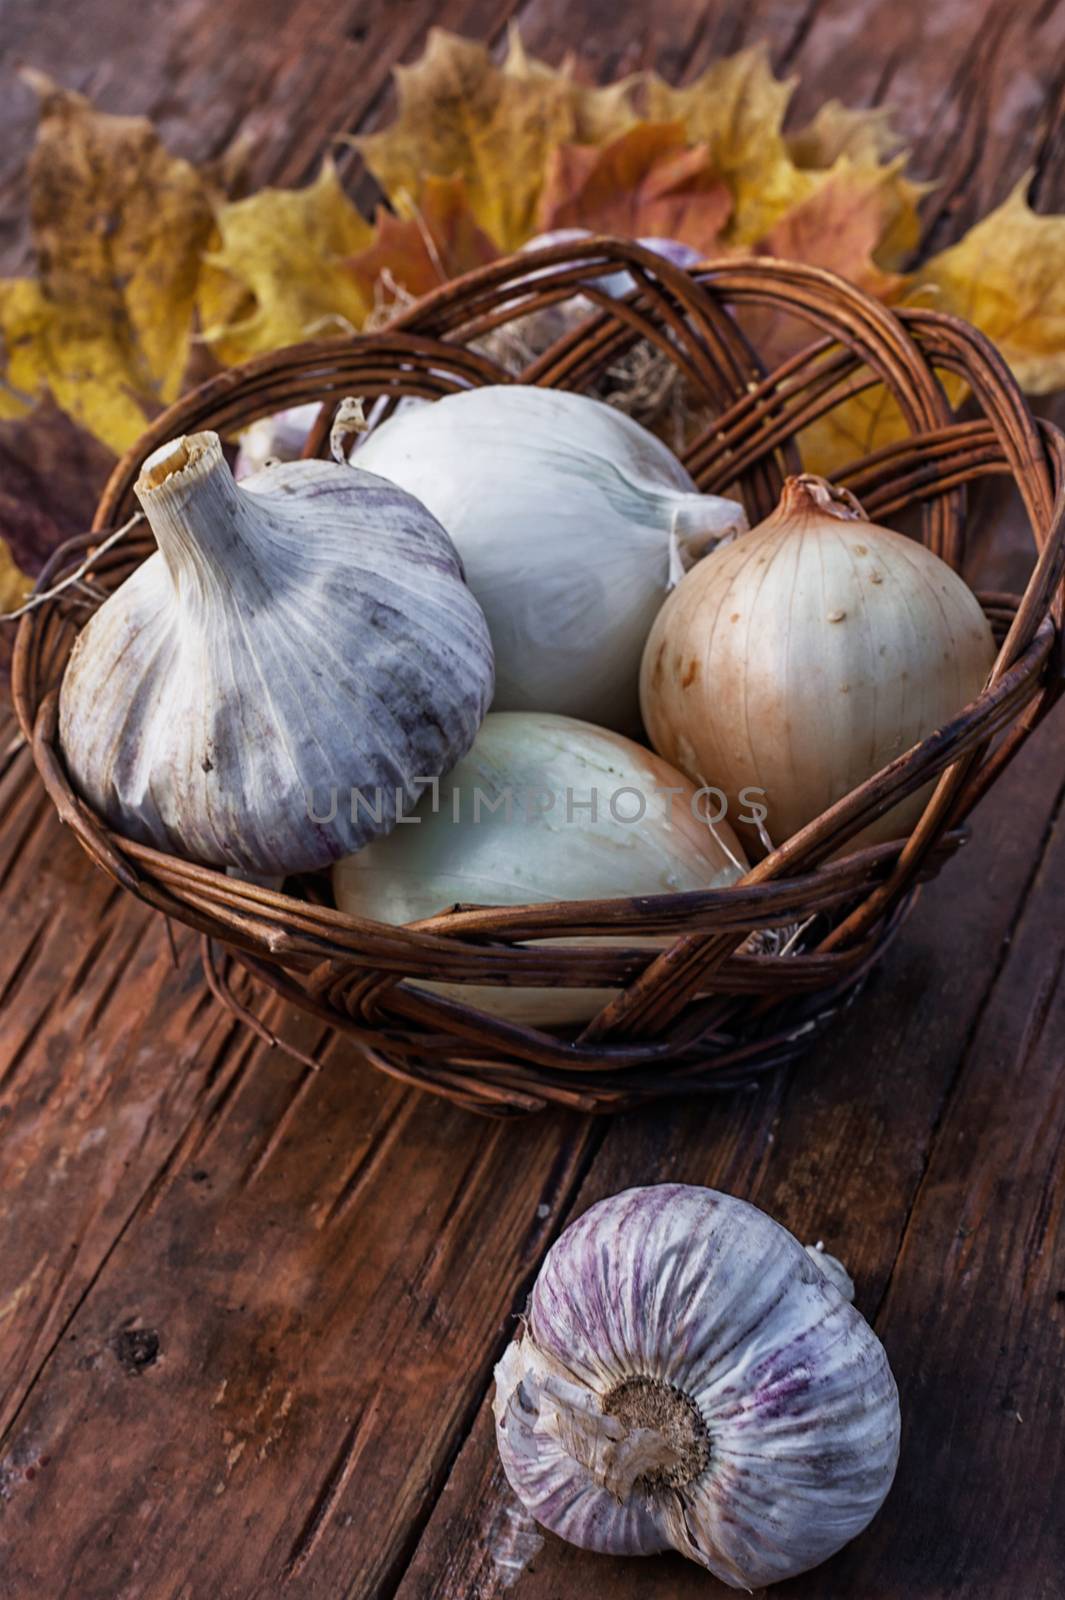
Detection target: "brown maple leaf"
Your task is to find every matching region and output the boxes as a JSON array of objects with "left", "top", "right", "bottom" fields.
[
  {"left": 539, "top": 124, "right": 732, "bottom": 254},
  {"left": 347, "top": 176, "right": 500, "bottom": 306}
]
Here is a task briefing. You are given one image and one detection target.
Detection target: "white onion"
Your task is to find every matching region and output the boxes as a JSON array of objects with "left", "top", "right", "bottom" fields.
[
  {"left": 333, "top": 712, "right": 747, "bottom": 1025},
  {"left": 354, "top": 386, "right": 746, "bottom": 730},
  {"left": 641, "top": 474, "right": 997, "bottom": 852}
]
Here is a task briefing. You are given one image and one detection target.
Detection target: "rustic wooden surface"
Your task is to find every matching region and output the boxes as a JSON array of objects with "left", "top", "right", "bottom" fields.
[{"left": 2, "top": 2, "right": 1065, "bottom": 1597}]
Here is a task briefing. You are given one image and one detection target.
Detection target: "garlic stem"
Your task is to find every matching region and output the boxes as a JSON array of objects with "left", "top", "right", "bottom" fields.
[{"left": 136, "top": 433, "right": 254, "bottom": 592}]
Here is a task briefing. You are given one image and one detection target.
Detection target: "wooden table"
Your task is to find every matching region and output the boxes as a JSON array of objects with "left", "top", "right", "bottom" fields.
[{"left": 2, "top": 3, "right": 1064, "bottom": 1596}]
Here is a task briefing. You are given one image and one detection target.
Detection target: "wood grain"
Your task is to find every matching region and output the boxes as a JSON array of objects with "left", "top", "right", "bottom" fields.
[
  {"left": 2, "top": 1, "right": 1065, "bottom": 1596},
  {"left": 396, "top": 701, "right": 1065, "bottom": 1600}
]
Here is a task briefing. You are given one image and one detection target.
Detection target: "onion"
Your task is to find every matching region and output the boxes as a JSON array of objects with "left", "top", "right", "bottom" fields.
[
  {"left": 354, "top": 385, "right": 746, "bottom": 730},
  {"left": 640, "top": 475, "right": 997, "bottom": 852},
  {"left": 332, "top": 712, "right": 747, "bottom": 1026}
]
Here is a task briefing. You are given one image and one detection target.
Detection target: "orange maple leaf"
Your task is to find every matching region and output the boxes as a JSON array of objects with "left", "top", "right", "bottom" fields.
[
  {"left": 347, "top": 175, "right": 500, "bottom": 306},
  {"left": 538, "top": 123, "right": 732, "bottom": 254}
]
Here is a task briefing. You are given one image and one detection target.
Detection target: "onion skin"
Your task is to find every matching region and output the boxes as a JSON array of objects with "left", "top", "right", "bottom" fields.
[{"left": 640, "top": 475, "right": 997, "bottom": 852}]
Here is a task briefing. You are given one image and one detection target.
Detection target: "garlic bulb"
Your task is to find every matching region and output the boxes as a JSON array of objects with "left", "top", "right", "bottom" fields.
[
  {"left": 234, "top": 402, "right": 320, "bottom": 478},
  {"left": 484, "top": 231, "right": 703, "bottom": 358},
  {"left": 518, "top": 228, "right": 703, "bottom": 302},
  {"left": 495, "top": 1184, "right": 900, "bottom": 1588},
  {"left": 59, "top": 432, "right": 493, "bottom": 875},
  {"left": 333, "top": 712, "right": 746, "bottom": 1025},
  {"left": 641, "top": 474, "right": 997, "bottom": 851},
  {"left": 354, "top": 386, "right": 747, "bottom": 730}
]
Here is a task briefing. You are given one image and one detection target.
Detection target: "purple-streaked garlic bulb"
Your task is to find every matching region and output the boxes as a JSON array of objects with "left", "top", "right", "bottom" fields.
[{"left": 494, "top": 1185, "right": 900, "bottom": 1589}]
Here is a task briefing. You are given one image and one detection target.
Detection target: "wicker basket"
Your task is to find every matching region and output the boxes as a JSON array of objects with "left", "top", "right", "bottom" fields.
[{"left": 13, "top": 239, "right": 1065, "bottom": 1115}]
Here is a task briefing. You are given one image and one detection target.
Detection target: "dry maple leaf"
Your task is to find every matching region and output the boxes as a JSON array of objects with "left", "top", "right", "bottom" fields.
[
  {"left": 354, "top": 28, "right": 641, "bottom": 253},
  {"left": 788, "top": 100, "right": 904, "bottom": 169},
  {"left": 538, "top": 123, "right": 732, "bottom": 253},
  {"left": 642, "top": 44, "right": 818, "bottom": 245},
  {"left": 347, "top": 175, "right": 499, "bottom": 305},
  {"left": 727, "top": 160, "right": 911, "bottom": 406},
  {"left": 0, "top": 73, "right": 214, "bottom": 453},
  {"left": 912, "top": 173, "right": 1065, "bottom": 394},
  {"left": 801, "top": 172, "right": 1065, "bottom": 474},
  {"left": 503, "top": 24, "right": 642, "bottom": 146},
  {"left": 761, "top": 160, "right": 907, "bottom": 300},
  {"left": 355, "top": 29, "right": 575, "bottom": 252},
  {"left": 199, "top": 159, "right": 373, "bottom": 364}
]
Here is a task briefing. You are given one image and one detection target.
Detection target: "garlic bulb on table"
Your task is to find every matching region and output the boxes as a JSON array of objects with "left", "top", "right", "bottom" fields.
[
  {"left": 333, "top": 712, "right": 746, "bottom": 1026},
  {"left": 59, "top": 432, "right": 493, "bottom": 875},
  {"left": 354, "top": 386, "right": 747, "bottom": 730},
  {"left": 641, "top": 473, "right": 997, "bottom": 852},
  {"left": 495, "top": 1184, "right": 900, "bottom": 1589}
]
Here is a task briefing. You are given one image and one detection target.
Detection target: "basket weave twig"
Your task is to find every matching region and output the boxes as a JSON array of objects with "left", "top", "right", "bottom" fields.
[{"left": 13, "top": 239, "right": 1065, "bottom": 1115}]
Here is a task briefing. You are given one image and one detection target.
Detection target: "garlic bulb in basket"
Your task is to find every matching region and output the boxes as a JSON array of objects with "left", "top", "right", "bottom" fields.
[
  {"left": 234, "top": 402, "right": 320, "bottom": 478},
  {"left": 495, "top": 1184, "right": 900, "bottom": 1588},
  {"left": 477, "top": 230, "right": 704, "bottom": 364},
  {"left": 518, "top": 228, "right": 703, "bottom": 303},
  {"left": 354, "top": 385, "right": 747, "bottom": 730},
  {"left": 641, "top": 473, "right": 997, "bottom": 851},
  {"left": 332, "top": 712, "right": 746, "bottom": 1026},
  {"left": 59, "top": 431, "right": 494, "bottom": 875}
]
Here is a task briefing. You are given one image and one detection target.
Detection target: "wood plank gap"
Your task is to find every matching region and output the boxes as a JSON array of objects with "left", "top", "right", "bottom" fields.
[
  {"left": 0, "top": 904, "right": 62, "bottom": 1013},
  {"left": 870, "top": 769, "right": 1065, "bottom": 1325},
  {"left": 380, "top": 1116, "right": 611, "bottom": 1600},
  {"left": 314, "top": 1091, "right": 418, "bottom": 1227},
  {"left": 241, "top": 1025, "right": 336, "bottom": 1189},
  {"left": 283, "top": 1394, "right": 383, "bottom": 1580}
]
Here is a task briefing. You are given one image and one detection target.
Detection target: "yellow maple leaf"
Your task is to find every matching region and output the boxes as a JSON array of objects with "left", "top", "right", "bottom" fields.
[
  {"left": 788, "top": 100, "right": 903, "bottom": 169},
  {"left": 347, "top": 175, "right": 499, "bottom": 304},
  {"left": 198, "top": 160, "right": 373, "bottom": 364},
  {"left": 538, "top": 123, "right": 732, "bottom": 251},
  {"left": 354, "top": 29, "right": 582, "bottom": 251},
  {"left": 502, "top": 25, "right": 642, "bottom": 146},
  {"left": 912, "top": 174, "right": 1065, "bottom": 394},
  {"left": 803, "top": 174, "right": 1065, "bottom": 475},
  {"left": 643, "top": 44, "right": 818, "bottom": 244},
  {"left": 0, "top": 74, "right": 214, "bottom": 452},
  {"left": 0, "top": 538, "right": 32, "bottom": 615}
]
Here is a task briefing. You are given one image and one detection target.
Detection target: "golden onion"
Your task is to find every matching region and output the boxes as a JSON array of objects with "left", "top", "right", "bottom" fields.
[{"left": 640, "top": 475, "right": 997, "bottom": 853}]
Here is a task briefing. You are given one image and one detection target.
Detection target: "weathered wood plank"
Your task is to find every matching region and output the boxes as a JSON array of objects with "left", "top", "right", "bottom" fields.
[
  {"left": 0, "top": 717, "right": 258, "bottom": 1436},
  {"left": 1, "top": 4, "right": 1065, "bottom": 1599},
  {"left": 395, "top": 703, "right": 1065, "bottom": 1599},
  {"left": 0, "top": 1020, "right": 597, "bottom": 1598}
]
